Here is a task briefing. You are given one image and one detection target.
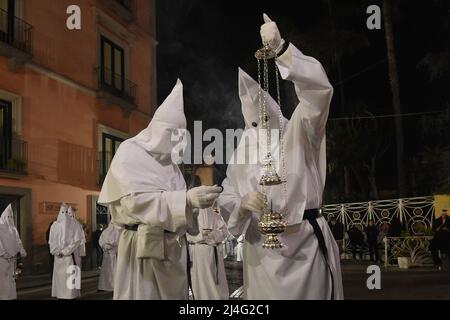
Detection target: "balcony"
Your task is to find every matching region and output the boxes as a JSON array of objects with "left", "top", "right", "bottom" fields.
[
  {"left": 0, "top": 137, "right": 28, "bottom": 178},
  {"left": 96, "top": 67, "right": 137, "bottom": 115},
  {"left": 97, "top": 0, "right": 134, "bottom": 23},
  {"left": 0, "top": 8, "right": 33, "bottom": 67}
]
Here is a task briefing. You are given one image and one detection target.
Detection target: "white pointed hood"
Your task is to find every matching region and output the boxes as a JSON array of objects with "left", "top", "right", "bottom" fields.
[
  {"left": 130, "top": 79, "right": 186, "bottom": 156},
  {"left": 67, "top": 205, "right": 75, "bottom": 219},
  {"left": 0, "top": 204, "right": 26, "bottom": 258},
  {"left": 49, "top": 203, "right": 85, "bottom": 253},
  {"left": 238, "top": 68, "right": 287, "bottom": 130},
  {"left": 98, "top": 79, "right": 187, "bottom": 204}
]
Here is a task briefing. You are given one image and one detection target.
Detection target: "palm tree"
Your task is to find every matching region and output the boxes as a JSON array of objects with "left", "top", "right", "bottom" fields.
[{"left": 383, "top": 0, "right": 407, "bottom": 197}]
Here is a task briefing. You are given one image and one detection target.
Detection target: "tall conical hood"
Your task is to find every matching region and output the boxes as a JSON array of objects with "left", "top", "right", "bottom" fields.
[
  {"left": 151, "top": 78, "right": 186, "bottom": 129},
  {"left": 131, "top": 79, "right": 186, "bottom": 155},
  {"left": 238, "top": 68, "right": 286, "bottom": 129}
]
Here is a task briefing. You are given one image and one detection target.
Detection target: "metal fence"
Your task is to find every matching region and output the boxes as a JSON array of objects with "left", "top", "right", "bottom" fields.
[
  {"left": 0, "top": 8, "right": 33, "bottom": 55},
  {"left": 0, "top": 137, "right": 28, "bottom": 175},
  {"left": 97, "top": 67, "right": 137, "bottom": 104},
  {"left": 323, "top": 196, "right": 436, "bottom": 266}
]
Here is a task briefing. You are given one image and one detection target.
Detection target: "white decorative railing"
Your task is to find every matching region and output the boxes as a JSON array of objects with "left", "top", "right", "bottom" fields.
[
  {"left": 323, "top": 196, "right": 435, "bottom": 234},
  {"left": 323, "top": 196, "right": 435, "bottom": 266},
  {"left": 383, "top": 236, "right": 433, "bottom": 267}
]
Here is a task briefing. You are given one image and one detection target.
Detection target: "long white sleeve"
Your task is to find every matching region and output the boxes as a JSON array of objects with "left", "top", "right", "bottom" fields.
[
  {"left": 117, "top": 189, "right": 190, "bottom": 233},
  {"left": 61, "top": 240, "right": 82, "bottom": 256},
  {"left": 217, "top": 178, "right": 252, "bottom": 237},
  {"left": 48, "top": 226, "right": 61, "bottom": 256},
  {"left": 276, "top": 43, "right": 333, "bottom": 148}
]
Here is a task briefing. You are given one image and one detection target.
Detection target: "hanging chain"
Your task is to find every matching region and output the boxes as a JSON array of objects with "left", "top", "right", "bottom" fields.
[
  {"left": 274, "top": 54, "right": 288, "bottom": 218},
  {"left": 256, "top": 47, "right": 288, "bottom": 217},
  {"left": 257, "top": 55, "right": 268, "bottom": 211}
]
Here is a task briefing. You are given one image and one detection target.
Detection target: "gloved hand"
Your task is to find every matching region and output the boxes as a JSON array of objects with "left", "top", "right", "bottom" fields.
[
  {"left": 187, "top": 185, "right": 222, "bottom": 209},
  {"left": 239, "top": 191, "right": 266, "bottom": 215},
  {"left": 260, "top": 13, "right": 285, "bottom": 54}
]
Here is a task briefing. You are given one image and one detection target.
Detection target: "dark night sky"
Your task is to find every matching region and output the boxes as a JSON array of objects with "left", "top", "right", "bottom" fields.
[{"left": 155, "top": 0, "right": 450, "bottom": 197}]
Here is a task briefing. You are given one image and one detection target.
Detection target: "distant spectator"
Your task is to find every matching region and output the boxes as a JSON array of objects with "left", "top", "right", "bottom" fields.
[
  {"left": 329, "top": 216, "right": 344, "bottom": 255},
  {"left": 348, "top": 225, "right": 365, "bottom": 260},
  {"left": 431, "top": 210, "right": 450, "bottom": 270},
  {"left": 92, "top": 225, "right": 104, "bottom": 268},
  {"left": 365, "top": 219, "right": 380, "bottom": 262},
  {"left": 388, "top": 217, "right": 403, "bottom": 237}
]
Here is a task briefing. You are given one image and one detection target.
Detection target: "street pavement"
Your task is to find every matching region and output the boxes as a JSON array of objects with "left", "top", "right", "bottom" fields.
[{"left": 15, "top": 260, "right": 450, "bottom": 300}]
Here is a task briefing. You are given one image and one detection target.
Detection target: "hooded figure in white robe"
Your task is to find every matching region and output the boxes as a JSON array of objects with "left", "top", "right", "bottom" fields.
[
  {"left": 235, "top": 235, "right": 244, "bottom": 262},
  {"left": 0, "top": 204, "right": 26, "bottom": 300},
  {"left": 187, "top": 207, "right": 229, "bottom": 300},
  {"left": 98, "top": 223, "right": 121, "bottom": 292},
  {"left": 49, "top": 203, "right": 86, "bottom": 299},
  {"left": 98, "top": 79, "right": 222, "bottom": 300},
  {"left": 217, "top": 15, "right": 343, "bottom": 300},
  {"left": 223, "top": 234, "right": 235, "bottom": 259}
]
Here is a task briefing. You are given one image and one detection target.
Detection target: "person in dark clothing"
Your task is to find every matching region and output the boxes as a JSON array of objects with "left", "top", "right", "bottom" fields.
[
  {"left": 388, "top": 217, "right": 403, "bottom": 237},
  {"left": 348, "top": 225, "right": 365, "bottom": 260},
  {"left": 365, "top": 219, "right": 380, "bottom": 262},
  {"left": 431, "top": 210, "right": 450, "bottom": 269},
  {"left": 46, "top": 220, "right": 56, "bottom": 274},
  {"left": 329, "top": 216, "right": 344, "bottom": 255},
  {"left": 92, "top": 225, "right": 104, "bottom": 268}
]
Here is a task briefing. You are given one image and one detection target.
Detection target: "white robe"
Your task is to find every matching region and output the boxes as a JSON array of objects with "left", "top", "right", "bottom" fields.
[
  {"left": 235, "top": 235, "right": 244, "bottom": 262},
  {"left": 218, "top": 44, "right": 343, "bottom": 300},
  {"left": 98, "top": 224, "right": 121, "bottom": 292},
  {"left": 0, "top": 205, "right": 26, "bottom": 300},
  {"left": 187, "top": 208, "right": 229, "bottom": 300},
  {"left": 49, "top": 204, "right": 86, "bottom": 299},
  {"left": 98, "top": 80, "right": 197, "bottom": 300}
]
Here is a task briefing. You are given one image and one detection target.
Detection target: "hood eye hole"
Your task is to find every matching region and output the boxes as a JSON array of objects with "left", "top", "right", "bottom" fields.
[
  {"left": 252, "top": 122, "right": 258, "bottom": 127},
  {"left": 264, "top": 116, "right": 269, "bottom": 123}
]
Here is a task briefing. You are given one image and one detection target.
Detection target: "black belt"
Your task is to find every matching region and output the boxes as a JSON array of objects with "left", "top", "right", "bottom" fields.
[
  {"left": 124, "top": 224, "right": 139, "bottom": 231},
  {"left": 213, "top": 246, "right": 219, "bottom": 285},
  {"left": 185, "top": 235, "right": 195, "bottom": 300},
  {"left": 303, "top": 208, "right": 335, "bottom": 300}
]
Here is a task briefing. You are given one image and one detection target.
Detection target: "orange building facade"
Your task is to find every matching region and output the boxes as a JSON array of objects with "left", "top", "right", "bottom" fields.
[{"left": 0, "top": 0, "right": 156, "bottom": 273}]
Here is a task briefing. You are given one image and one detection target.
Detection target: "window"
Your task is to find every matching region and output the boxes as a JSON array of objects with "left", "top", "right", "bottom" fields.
[
  {"left": 90, "top": 195, "right": 110, "bottom": 233},
  {"left": 0, "top": 99, "right": 12, "bottom": 137},
  {"left": 100, "top": 132, "right": 124, "bottom": 182},
  {"left": 115, "top": 0, "right": 131, "bottom": 10},
  {"left": 100, "top": 36, "right": 125, "bottom": 93},
  {"left": 0, "top": 99, "right": 12, "bottom": 167},
  {"left": 0, "top": 0, "right": 14, "bottom": 43}
]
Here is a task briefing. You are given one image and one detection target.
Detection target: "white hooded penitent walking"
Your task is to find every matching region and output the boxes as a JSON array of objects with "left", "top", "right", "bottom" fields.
[
  {"left": 98, "top": 79, "right": 221, "bottom": 300},
  {"left": 0, "top": 204, "right": 26, "bottom": 300},
  {"left": 98, "top": 222, "right": 121, "bottom": 292},
  {"left": 218, "top": 15, "right": 343, "bottom": 300},
  {"left": 48, "top": 203, "right": 86, "bottom": 299},
  {"left": 187, "top": 207, "right": 230, "bottom": 300}
]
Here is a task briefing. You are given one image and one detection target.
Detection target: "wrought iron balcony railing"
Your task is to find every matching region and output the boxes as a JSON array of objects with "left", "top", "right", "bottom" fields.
[
  {"left": 97, "top": 67, "right": 136, "bottom": 104},
  {"left": 0, "top": 137, "right": 28, "bottom": 176},
  {"left": 115, "top": 0, "right": 132, "bottom": 10},
  {"left": 0, "top": 8, "right": 33, "bottom": 55}
]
